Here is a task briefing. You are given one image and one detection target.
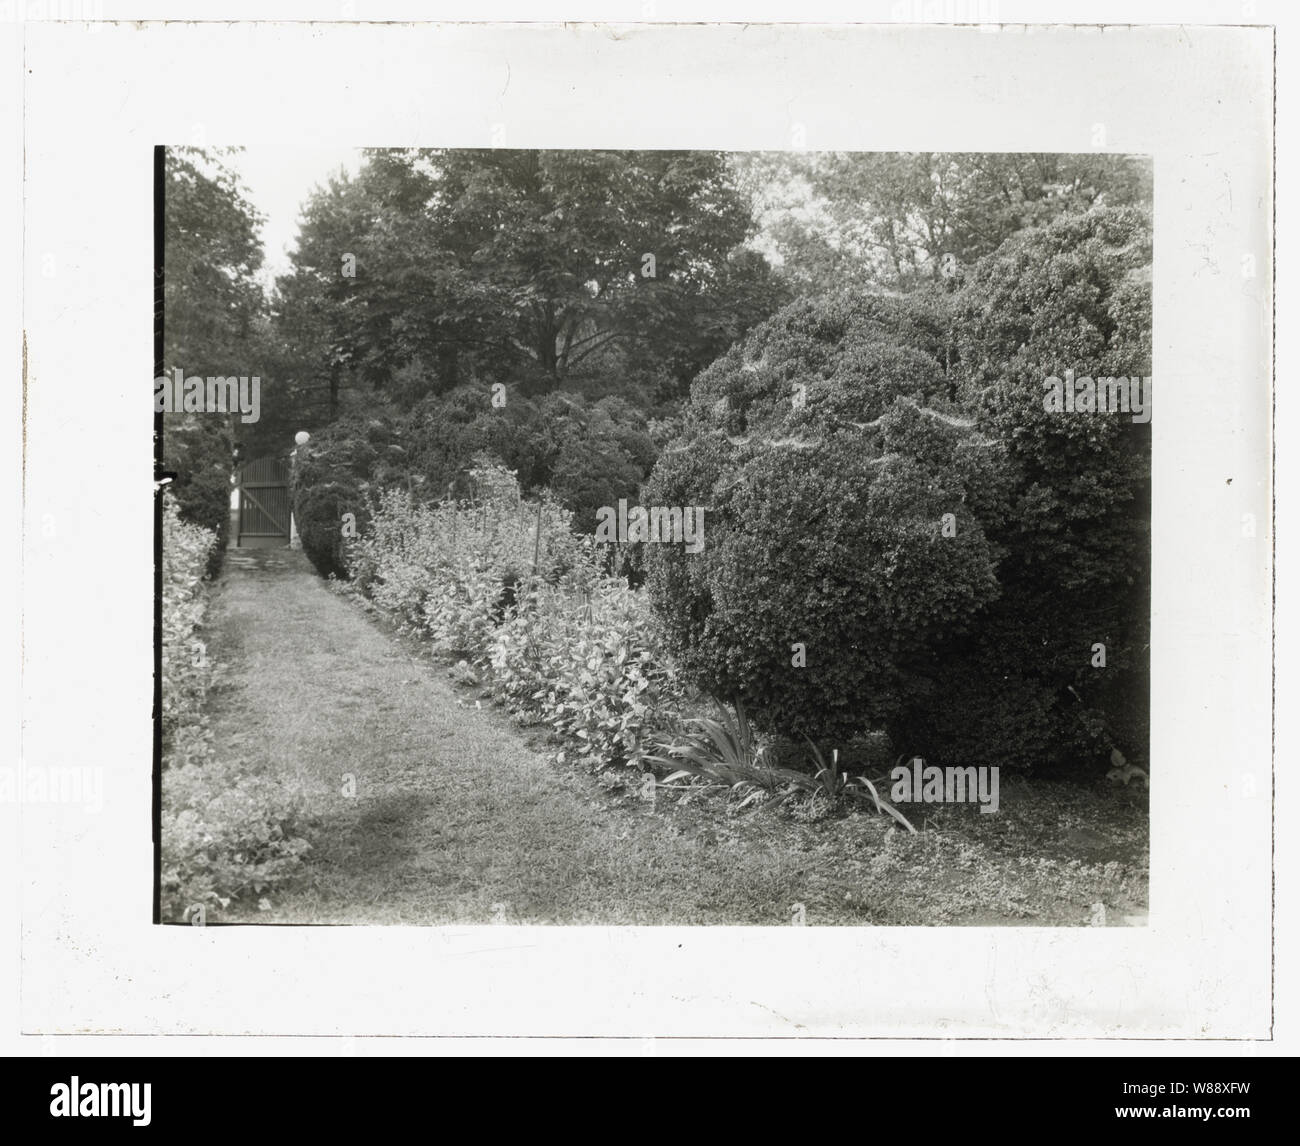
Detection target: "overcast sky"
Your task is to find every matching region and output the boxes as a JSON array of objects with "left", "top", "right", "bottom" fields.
[{"left": 225, "top": 146, "right": 365, "bottom": 288}]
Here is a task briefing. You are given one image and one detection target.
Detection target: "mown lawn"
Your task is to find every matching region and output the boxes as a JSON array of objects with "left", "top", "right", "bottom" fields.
[{"left": 203, "top": 549, "right": 1148, "bottom": 927}]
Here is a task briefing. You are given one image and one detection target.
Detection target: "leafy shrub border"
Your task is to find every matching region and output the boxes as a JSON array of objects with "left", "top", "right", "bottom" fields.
[
  {"left": 159, "top": 493, "right": 312, "bottom": 921},
  {"left": 348, "top": 465, "right": 920, "bottom": 828}
]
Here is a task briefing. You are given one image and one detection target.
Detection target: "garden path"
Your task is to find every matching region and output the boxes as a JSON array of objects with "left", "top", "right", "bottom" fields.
[
  {"left": 204, "top": 547, "right": 844, "bottom": 925},
  {"left": 202, "top": 548, "right": 1149, "bottom": 927}
]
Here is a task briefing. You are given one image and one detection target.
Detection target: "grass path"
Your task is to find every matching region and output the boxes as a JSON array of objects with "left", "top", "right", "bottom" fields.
[{"left": 204, "top": 549, "right": 1149, "bottom": 927}]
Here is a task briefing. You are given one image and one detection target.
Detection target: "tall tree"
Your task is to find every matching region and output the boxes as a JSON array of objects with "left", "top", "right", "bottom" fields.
[
  {"left": 421, "top": 149, "right": 761, "bottom": 381},
  {"left": 275, "top": 149, "right": 786, "bottom": 405},
  {"left": 271, "top": 167, "right": 370, "bottom": 421},
  {"left": 162, "top": 146, "right": 267, "bottom": 554},
  {"left": 740, "top": 151, "right": 1152, "bottom": 291},
  {"left": 164, "top": 147, "right": 266, "bottom": 369}
]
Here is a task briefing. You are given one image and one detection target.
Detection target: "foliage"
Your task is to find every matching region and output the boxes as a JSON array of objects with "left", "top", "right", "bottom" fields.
[
  {"left": 347, "top": 465, "right": 586, "bottom": 648},
  {"left": 160, "top": 492, "right": 218, "bottom": 768},
  {"left": 646, "top": 205, "right": 1150, "bottom": 773},
  {"left": 290, "top": 412, "right": 406, "bottom": 579},
  {"left": 161, "top": 419, "right": 233, "bottom": 577},
  {"left": 342, "top": 461, "right": 682, "bottom": 770},
  {"left": 889, "top": 205, "right": 1152, "bottom": 770},
  {"left": 293, "top": 388, "right": 660, "bottom": 580},
  {"left": 487, "top": 573, "right": 681, "bottom": 769},
  {"left": 639, "top": 699, "right": 793, "bottom": 790},
  {"left": 638, "top": 703, "right": 917, "bottom": 829},
  {"left": 159, "top": 491, "right": 312, "bottom": 919},
  {"left": 739, "top": 151, "right": 1152, "bottom": 291},
  {"left": 161, "top": 758, "right": 313, "bottom": 921},
  {"left": 802, "top": 740, "right": 917, "bottom": 831},
  {"left": 272, "top": 148, "right": 788, "bottom": 418},
  {"left": 162, "top": 147, "right": 268, "bottom": 570},
  {"left": 543, "top": 397, "right": 655, "bottom": 534},
  {"left": 164, "top": 147, "right": 266, "bottom": 368},
  {"left": 402, "top": 387, "right": 657, "bottom": 531},
  {"left": 643, "top": 291, "right": 1002, "bottom": 743}
]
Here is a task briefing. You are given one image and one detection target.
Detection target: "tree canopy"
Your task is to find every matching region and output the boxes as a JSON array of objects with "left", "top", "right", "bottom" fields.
[
  {"left": 161, "top": 146, "right": 267, "bottom": 561},
  {"left": 737, "top": 151, "right": 1151, "bottom": 291},
  {"left": 273, "top": 149, "right": 789, "bottom": 414}
]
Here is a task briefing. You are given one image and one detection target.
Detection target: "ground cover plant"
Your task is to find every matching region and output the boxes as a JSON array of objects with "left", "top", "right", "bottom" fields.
[{"left": 159, "top": 493, "right": 312, "bottom": 921}]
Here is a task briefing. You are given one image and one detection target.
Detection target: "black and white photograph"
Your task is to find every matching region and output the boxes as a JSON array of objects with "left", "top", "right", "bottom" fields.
[
  {"left": 158, "top": 146, "right": 1153, "bottom": 928},
  {"left": 9, "top": 9, "right": 1281, "bottom": 1065}
]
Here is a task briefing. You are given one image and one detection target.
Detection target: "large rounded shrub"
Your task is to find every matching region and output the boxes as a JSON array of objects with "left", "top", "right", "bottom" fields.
[
  {"left": 643, "top": 291, "right": 1002, "bottom": 742},
  {"left": 398, "top": 386, "right": 658, "bottom": 537},
  {"left": 546, "top": 397, "right": 655, "bottom": 535},
  {"left": 292, "top": 413, "right": 407, "bottom": 578},
  {"left": 889, "top": 206, "right": 1152, "bottom": 770},
  {"left": 646, "top": 205, "right": 1151, "bottom": 771}
]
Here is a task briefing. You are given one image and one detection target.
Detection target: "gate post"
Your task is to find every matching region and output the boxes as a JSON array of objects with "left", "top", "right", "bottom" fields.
[
  {"left": 233, "top": 467, "right": 243, "bottom": 548},
  {"left": 289, "top": 431, "right": 310, "bottom": 550}
]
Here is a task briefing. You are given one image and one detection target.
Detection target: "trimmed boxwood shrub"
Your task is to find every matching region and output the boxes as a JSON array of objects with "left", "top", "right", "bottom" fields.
[
  {"left": 890, "top": 206, "right": 1151, "bottom": 770},
  {"left": 645, "top": 205, "right": 1151, "bottom": 772},
  {"left": 643, "top": 292, "right": 1002, "bottom": 743},
  {"left": 291, "top": 413, "right": 408, "bottom": 578}
]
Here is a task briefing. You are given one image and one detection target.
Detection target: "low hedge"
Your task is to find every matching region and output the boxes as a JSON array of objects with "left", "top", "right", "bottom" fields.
[{"left": 159, "top": 491, "right": 312, "bottom": 920}]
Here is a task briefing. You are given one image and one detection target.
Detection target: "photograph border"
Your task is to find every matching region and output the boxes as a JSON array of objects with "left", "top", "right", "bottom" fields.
[{"left": 17, "top": 17, "right": 1274, "bottom": 1041}]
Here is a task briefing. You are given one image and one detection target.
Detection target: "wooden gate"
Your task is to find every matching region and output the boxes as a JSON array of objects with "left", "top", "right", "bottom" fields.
[{"left": 235, "top": 456, "right": 292, "bottom": 546}]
